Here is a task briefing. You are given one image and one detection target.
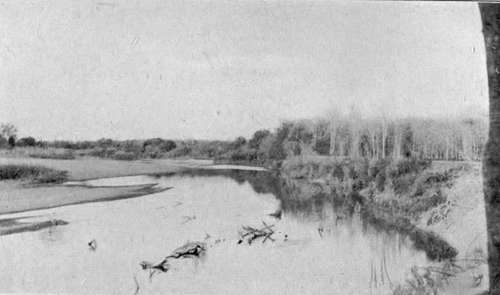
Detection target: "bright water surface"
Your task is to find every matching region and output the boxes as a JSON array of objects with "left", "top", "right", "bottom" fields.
[{"left": 0, "top": 170, "right": 434, "bottom": 294}]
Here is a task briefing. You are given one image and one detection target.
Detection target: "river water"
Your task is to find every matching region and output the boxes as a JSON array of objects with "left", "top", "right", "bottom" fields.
[{"left": 0, "top": 169, "right": 434, "bottom": 294}]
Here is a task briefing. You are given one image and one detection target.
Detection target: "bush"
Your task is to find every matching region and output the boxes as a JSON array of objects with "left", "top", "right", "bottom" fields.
[
  {"left": 392, "top": 174, "right": 415, "bottom": 195},
  {"left": 375, "top": 172, "right": 386, "bottom": 191},
  {"left": 7, "top": 136, "right": 15, "bottom": 148},
  {"left": 0, "top": 165, "right": 68, "bottom": 183},
  {"left": 88, "top": 147, "right": 116, "bottom": 158},
  {"left": 112, "top": 151, "right": 137, "bottom": 161},
  {"left": 288, "top": 124, "right": 314, "bottom": 145},
  {"left": 332, "top": 163, "right": 344, "bottom": 180},
  {"left": 142, "top": 138, "right": 177, "bottom": 154},
  {"left": 167, "top": 145, "right": 192, "bottom": 158},
  {"left": 313, "top": 137, "right": 330, "bottom": 155},
  {"left": 248, "top": 130, "right": 271, "bottom": 149},
  {"left": 29, "top": 150, "right": 75, "bottom": 160},
  {"left": 33, "top": 169, "right": 68, "bottom": 184},
  {"left": 17, "top": 137, "right": 36, "bottom": 147},
  {"left": 387, "top": 158, "right": 431, "bottom": 180},
  {"left": 0, "top": 136, "right": 7, "bottom": 148},
  {"left": 386, "top": 158, "right": 432, "bottom": 195},
  {"left": 230, "top": 137, "right": 247, "bottom": 150}
]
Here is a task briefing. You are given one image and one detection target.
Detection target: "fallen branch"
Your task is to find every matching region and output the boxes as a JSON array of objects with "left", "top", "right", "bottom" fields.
[
  {"left": 238, "top": 221, "right": 275, "bottom": 245},
  {"left": 140, "top": 241, "right": 207, "bottom": 276}
]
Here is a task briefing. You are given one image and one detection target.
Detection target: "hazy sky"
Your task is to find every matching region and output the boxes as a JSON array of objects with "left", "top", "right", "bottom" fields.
[{"left": 0, "top": 0, "right": 488, "bottom": 141}]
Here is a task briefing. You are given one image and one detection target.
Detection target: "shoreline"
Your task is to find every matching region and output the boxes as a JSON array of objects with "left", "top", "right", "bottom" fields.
[
  {"left": 0, "top": 157, "right": 267, "bottom": 235},
  {"left": 0, "top": 156, "right": 200, "bottom": 218},
  {"left": 0, "top": 183, "right": 172, "bottom": 236}
]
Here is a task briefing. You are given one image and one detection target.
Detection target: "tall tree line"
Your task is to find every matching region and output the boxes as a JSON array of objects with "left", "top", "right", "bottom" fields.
[{"left": 306, "top": 115, "right": 488, "bottom": 161}]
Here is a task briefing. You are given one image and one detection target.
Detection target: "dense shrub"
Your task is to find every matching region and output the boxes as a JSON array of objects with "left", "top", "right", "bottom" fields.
[{"left": 0, "top": 165, "right": 68, "bottom": 183}]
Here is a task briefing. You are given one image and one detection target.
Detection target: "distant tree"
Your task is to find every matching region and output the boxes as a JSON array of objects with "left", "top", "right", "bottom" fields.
[
  {"left": 401, "top": 123, "right": 414, "bottom": 158},
  {"left": 0, "top": 123, "right": 17, "bottom": 139},
  {"left": 268, "top": 122, "right": 292, "bottom": 160},
  {"left": 231, "top": 136, "right": 247, "bottom": 150},
  {"left": 161, "top": 140, "right": 177, "bottom": 152},
  {"left": 7, "top": 135, "right": 15, "bottom": 148},
  {"left": 97, "top": 138, "right": 114, "bottom": 148},
  {"left": 288, "top": 123, "right": 314, "bottom": 146},
  {"left": 248, "top": 130, "right": 271, "bottom": 149},
  {"left": 0, "top": 136, "right": 7, "bottom": 148},
  {"left": 142, "top": 138, "right": 177, "bottom": 154},
  {"left": 17, "top": 136, "right": 36, "bottom": 147}
]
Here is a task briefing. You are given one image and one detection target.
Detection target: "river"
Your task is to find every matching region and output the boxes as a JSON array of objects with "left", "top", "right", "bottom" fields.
[{"left": 0, "top": 168, "right": 434, "bottom": 294}]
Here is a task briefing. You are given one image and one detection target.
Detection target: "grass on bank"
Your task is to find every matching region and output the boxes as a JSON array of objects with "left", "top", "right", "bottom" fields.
[
  {"left": 0, "top": 164, "right": 68, "bottom": 184},
  {"left": 29, "top": 149, "right": 75, "bottom": 160}
]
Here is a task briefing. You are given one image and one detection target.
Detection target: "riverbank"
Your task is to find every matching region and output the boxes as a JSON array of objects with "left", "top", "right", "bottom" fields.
[
  {"left": 277, "top": 156, "right": 488, "bottom": 294},
  {"left": 417, "top": 162, "right": 488, "bottom": 294}
]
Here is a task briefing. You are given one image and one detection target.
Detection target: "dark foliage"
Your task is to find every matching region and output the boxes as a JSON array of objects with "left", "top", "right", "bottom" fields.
[
  {"left": 16, "top": 137, "right": 36, "bottom": 147},
  {"left": 0, "top": 165, "right": 68, "bottom": 183}
]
